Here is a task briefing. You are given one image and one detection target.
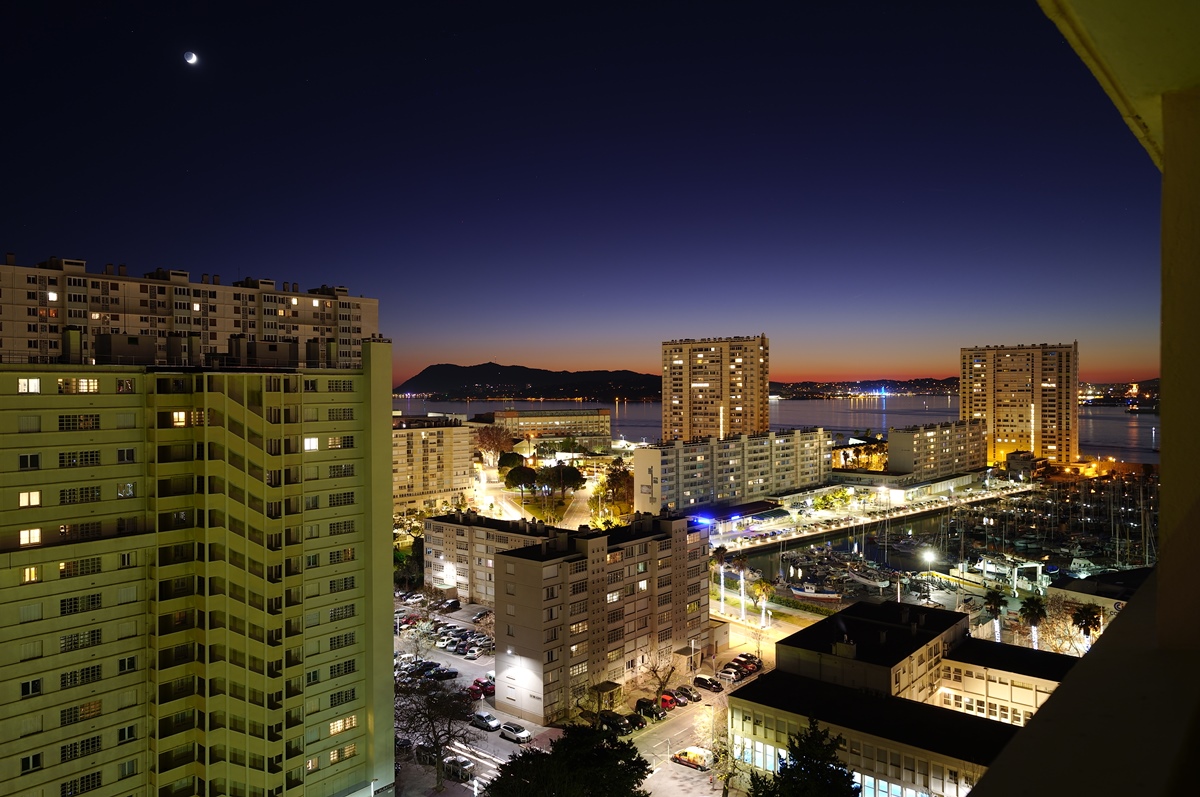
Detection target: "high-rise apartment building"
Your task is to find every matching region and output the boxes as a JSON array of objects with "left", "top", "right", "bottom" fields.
[
  {"left": 391, "top": 414, "right": 473, "bottom": 517},
  {"left": 662, "top": 335, "right": 770, "bottom": 441},
  {"left": 959, "top": 343, "right": 1079, "bottom": 466},
  {"left": 0, "top": 254, "right": 379, "bottom": 369},
  {"left": 1, "top": 260, "right": 394, "bottom": 797}
]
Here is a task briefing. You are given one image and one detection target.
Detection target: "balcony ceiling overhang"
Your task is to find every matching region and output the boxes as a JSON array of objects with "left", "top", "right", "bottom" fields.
[{"left": 1039, "top": 0, "right": 1200, "bottom": 170}]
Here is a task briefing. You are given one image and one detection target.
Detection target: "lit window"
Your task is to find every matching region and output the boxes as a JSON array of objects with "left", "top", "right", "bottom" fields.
[
  {"left": 19, "top": 491, "right": 41, "bottom": 507},
  {"left": 304, "top": 437, "right": 319, "bottom": 451},
  {"left": 171, "top": 411, "right": 187, "bottom": 427},
  {"left": 20, "top": 529, "right": 41, "bottom": 546},
  {"left": 22, "top": 566, "right": 41, "bottom": 584},
  {"left": 18, "top": 378, "right": 41, "bottom": 394}
]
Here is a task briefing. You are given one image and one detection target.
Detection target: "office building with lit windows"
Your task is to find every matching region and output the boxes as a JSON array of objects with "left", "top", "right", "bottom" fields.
[
  {"left": 0, "top": 321, "right": 395, "bottom": 793},
  {"left": 959, "top": 343, "right": 1079, "bottom": 466},
  {"left": 662, "top": 335, "right": 770, "bottom": 441},
  {"left": 0, "top": 253, "right": 378, "bottom": 369}
]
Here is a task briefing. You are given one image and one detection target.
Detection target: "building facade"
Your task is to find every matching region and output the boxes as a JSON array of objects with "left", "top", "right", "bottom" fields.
[
  {"left": 661, "top": 335, "right": 770, "bottom": 441},
  {"left": 959, "top": 343, "right": 1079, "bottom": 466},
  {"left": 426, "top": 513, "right": 710, "bottom": 727},
  {"left": 1, "top": 254, "right": 379, "bottom": 369},
  {"left": 728, "top": 601, "right": 1076, "bottom": 797},
  {"left": 0, "top": 342, "right": 395, "bottom": 794},
  {"left": 631, "top": 428, "right": 830, "bottom": 514},
  {"left": 421, "top": 512, "right": 551, "bottom": 605},
  {"left": 476, "top": 409, "right": 612, "bottom": 453},
  {"left": 887, "top": 420, "right": 988, "bottom": 480},
  {"left": 391, "top": 414, "right": 473, "bottom": 517}
]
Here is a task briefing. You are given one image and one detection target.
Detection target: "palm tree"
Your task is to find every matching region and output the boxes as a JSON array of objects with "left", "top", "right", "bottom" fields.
[
  {"left": 751, "top": 579, "right": 775, "bottom": 628},
  {"left": 710, "top": 545, "right": 729, "bottom": 615},
  {"left": 983, "top": 589, "right": 1006, "bottom": 643},
  {"left": 1019, "top": 595, "right": 1048, "bottom": 650},
  {"left": 1071, "top": 603, "right": 1104, "bottom": 652},
  {"left": 731, "top": 553, "right": 750, "bottom": 623}
]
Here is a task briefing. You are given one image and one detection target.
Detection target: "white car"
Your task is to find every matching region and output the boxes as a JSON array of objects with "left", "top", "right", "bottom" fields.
[
  {"left": 499, "top": 722, "right": 532, "bottom": 743},
  {"left": 464, "top": 647, "right": 482, "bottom": 660}
]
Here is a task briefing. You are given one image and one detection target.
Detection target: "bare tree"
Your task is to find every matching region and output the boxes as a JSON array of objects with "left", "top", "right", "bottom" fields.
[
  {"left": 477, "top": 425, "right": 515, "bottom": 467},
  {"left": 641, "top": 647, "right": 678, "bottom": 699},
  {"left": 394, "top": 678, "right": 480, "bottom": 791},
  {"left": 474, "top": 611, "right": 496, "bottom": 647}
]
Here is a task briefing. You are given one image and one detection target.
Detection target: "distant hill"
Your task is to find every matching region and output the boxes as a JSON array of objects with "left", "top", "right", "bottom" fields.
[{"left": 396, "top": 362, "right": 660, "bottom": 400}]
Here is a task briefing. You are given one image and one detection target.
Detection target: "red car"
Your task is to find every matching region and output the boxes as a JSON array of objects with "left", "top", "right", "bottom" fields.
[{"left": 473, "top": 677, "right": 495, "bottom": 697}]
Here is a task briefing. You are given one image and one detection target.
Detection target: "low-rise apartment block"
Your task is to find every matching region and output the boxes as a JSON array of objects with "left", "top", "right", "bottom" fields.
[
  {"left": 426, "top": 512, "right": 710, "bottom": 727},
  {"left": 631, "top": 428, "right": 831, "bottom": 514}
]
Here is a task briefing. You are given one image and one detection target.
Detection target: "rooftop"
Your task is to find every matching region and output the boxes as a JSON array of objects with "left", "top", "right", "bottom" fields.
[
  {"left": 729, "top": 670, "right": 1018, "bottom": 766},
  {"left": 777, "top": 600, "right": 966, "bottom": 668},
  {"left": 947, "top": 638, "right": 1079, "bottom": 683}
]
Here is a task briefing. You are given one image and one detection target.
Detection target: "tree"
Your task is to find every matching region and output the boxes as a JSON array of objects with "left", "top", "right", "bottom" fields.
[
  {"left": 484, "top": 724, "right": 651, "bottom": 797},
  {"left": 606, "top": 457, "right": 634, "bottom": 507},
  {"left": 711, "top": 545, "right": 729, "bottom": 615},
  {"left": 477, "top": 425, "right": 515, "bottom": 467},
  {"left": 711, "top": 735, "right": 751, "bottom": 797},
  {"left": 1019, "top": 594, "right": 1048, "bottom": 650},
  {"left": 731, "top": 553, "right": 751, "bottom": 623},
  {"left": 505, "top": 465, "right": 538, "bottom": 506},
  {"left": 1071, "top": 603, "right": 1103, "bottom": 652},
  {"left": 983, "top": 590, "right": 1006, "bottom": 643},
  {"left": 641, "top": 647, "right": 677, "bottom": 700},
  {"left": 751, "top": 579, "right": 776, "bottom": 628},
  {"left": 497, "top": 451, "right": 525, "bottom": 473},
  {"left": 746, "top": 718, "right": 859, "bottom": 797},
  {"left": 537, "top": 462, "right": 586, "bottom": 499},
  {"left": 394, "top": 677, "right": 480, "bottom": 791}
]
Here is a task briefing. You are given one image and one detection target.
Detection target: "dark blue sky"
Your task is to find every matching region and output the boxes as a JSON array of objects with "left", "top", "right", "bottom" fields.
[{"left": 2, "top": 1, "right": 1160, "bottom": 384}]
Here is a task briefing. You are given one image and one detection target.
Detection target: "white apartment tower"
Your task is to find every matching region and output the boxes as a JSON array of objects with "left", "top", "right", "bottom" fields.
[
  {"left": 960, "top": 343, "right": 1079, "bottom": 466},
  {"left": 0, "top": 254, "right": 379, "bottom": 369},
  {"left": 662, "top": 335, "right": 770, "bottom": 441}
]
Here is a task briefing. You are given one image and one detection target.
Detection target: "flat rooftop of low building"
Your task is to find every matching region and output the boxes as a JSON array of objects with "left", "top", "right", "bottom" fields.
[
  {"left": 777, "top": 600, "right": 967, "bottom": 667},
  {"left": 689, "top": 501, "right": 780, "bottom": 523},
  {"left": 729, "top": 670, "right": 1018, "bottom": 766},
  {"left": 946, "top": 638, "right": 1078, "bottom": 683},
  {"left": 1049, "top": 567, "right": 1153, "bottom": 603}
]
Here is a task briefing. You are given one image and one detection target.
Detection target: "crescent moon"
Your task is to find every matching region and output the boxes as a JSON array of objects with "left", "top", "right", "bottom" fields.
[{"left": 185, "top": 52, "right": 198, "bottom": 65}]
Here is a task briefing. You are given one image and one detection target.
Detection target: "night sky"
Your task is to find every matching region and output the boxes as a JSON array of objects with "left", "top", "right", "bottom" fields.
[{"left": 2, "top": 1, "right": 1160, "bottom": 385}]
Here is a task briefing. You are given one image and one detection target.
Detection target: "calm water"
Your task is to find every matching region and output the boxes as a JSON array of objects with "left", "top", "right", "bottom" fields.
[{"left": 395, "top": 395, "right": 1159, "bottom": 464}]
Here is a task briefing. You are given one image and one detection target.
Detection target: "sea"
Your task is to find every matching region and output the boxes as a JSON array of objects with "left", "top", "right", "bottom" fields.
[{"left": 393, "top": 395, "right": 1160, "bottom": 465}]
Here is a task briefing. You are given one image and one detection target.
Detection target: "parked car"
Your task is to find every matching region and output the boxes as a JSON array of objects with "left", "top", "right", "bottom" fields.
[
  {"left": 472, "top": 609, "right": 493, "bottom": 623},
  {"left": 635, "top": 697, "right": 667, "bottom": 721},
  {"left": 443, "top": 755, "right": 475, "bottom": 782},
  {"left": 677, "top": 685, "right": 703, "bottom": 703},
  {"left": 472, "top": 711, "right": 501, "bottom": 731},
  {"left": 500, "top": 722, "right": 532, "bottom": 743},
  {"left": 599, "top": 710, "right": 632, "bottom": 735},
  {"left": 430, "top": 667, "right": 459, "bottom": 680},
  {"left": 454, "top": 641, "right": 471, "bottom": 655},
  {"left": 693, "top": 675, "right": 724, "bottom": 692},
  {"left": 395, "top": 738, "right": 414, "bottom": 760},
  {"left": 464, "top": 647, "right": 483, "bottom": 660},
  {"left": 466, "top": 683, "right": 484, "bottom": 700},
  {"left": 671, "top": 746, "right": 714, "bottom": 771},
  {"left": 624, "top": 712, "right": 647, "bottom": 731},
  {"left": 442, "top": 598, "right": 461, "bottom": 612},
  {"left": 718, "top": 667, "right": 744, "bottom": 683},
  {"left": 659, "top": 693, "right": 677, "bottom": 710},
  {"left": 473, "top": 677, "right": 496, "bottom": 696},
  {"left": 662, "top": 689, "right": 686, "bottom": 707}
]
